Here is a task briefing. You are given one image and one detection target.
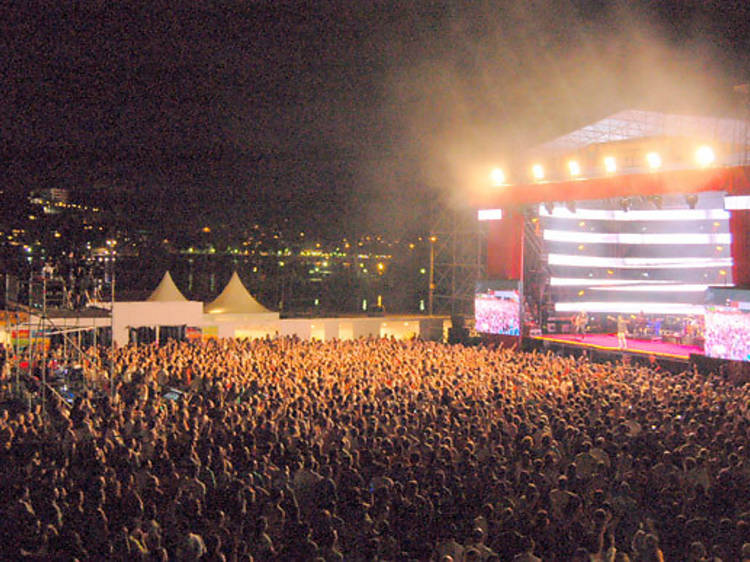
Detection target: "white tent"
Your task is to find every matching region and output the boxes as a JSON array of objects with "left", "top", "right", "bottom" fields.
[
  {"left": 112, "top": 271, "right": 203, "bottom": 345},
  {"left": 147, "top": 271, "right": 188, "bottom": 302},
  {"left": 203, "top": 272, "right": 279, "bottom": 337},
  {"left": 205, "top": 271, "right": 275, "bottom": 315}
]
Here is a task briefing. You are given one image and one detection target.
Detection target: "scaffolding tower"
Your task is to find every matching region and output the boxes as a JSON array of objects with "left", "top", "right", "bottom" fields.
[{"left": 430, "top": 197, "right": 484, "bottom": 318}]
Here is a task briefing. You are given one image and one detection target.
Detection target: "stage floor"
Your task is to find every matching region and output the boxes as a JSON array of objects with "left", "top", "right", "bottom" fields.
[{"left": 532, "top": 333, "right": 704, "bottom": 360}]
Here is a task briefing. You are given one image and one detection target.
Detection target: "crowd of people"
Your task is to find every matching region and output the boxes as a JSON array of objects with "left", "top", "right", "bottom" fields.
[{"left": 1, "top": 336, "right": 749, "bottom": 561}]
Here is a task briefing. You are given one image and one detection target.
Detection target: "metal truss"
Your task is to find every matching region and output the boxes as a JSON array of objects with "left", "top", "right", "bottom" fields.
[
  {"left": 430, "top": 198, "right": 484, "bottom": 318},
  {"left": 535, "top": 110, "right": 750, "bottom": 161}
]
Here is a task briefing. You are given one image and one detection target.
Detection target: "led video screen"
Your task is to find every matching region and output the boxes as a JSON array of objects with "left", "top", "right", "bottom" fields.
[
  {"left": 538, "top": 192, "right": 732, "bottom": 319},
  {"left": 704, "top": 288, "right": 750, "bottom": 362},
  {"left": 475, "top": 280, "right": 521, "bottom": 335}
]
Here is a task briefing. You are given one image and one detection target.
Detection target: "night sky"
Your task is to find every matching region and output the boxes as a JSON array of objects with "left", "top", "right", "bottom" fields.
[{"left": 3, "top": 1, "right": 749, "bottom": 239}]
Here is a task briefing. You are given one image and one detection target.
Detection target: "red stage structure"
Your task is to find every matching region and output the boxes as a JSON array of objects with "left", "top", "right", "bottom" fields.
[
  {"left": 474, "top": 110, "right": 750, "bottom": 362},
  {"left": 483, "top": 165, "right": 750, "bottom": 286}
]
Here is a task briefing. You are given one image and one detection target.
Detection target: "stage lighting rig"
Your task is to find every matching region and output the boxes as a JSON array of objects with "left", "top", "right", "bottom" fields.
[{"left": 523, "top": 205, "right": 539, "bottom": 220}]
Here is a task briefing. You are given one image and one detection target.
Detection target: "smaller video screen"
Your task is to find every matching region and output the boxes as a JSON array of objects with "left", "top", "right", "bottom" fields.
[
  {"left": 475, "top": 280, "right": 521, "bottom": 336},
  {"left": 704, "top": 287, "right": 750, "bottom": 362}
]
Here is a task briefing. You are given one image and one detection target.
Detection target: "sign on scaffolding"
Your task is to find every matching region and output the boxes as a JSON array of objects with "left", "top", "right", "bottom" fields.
[{"left": 11, "top": 328, "right": 51, "bottom": 351}]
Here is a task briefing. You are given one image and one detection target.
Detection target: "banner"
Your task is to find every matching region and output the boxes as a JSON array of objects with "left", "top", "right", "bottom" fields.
[
  {"left": 202, "top": 325, "right": 218, "bottom": 341},
  {"left": 11, "top": 328, "right": 50, "bottom": 350},
  {"left": 186, "top": 326, "right": 202, "bottom": 341},
  {"left": 11, "top": 328, "right": 30, "bottom": 347}
]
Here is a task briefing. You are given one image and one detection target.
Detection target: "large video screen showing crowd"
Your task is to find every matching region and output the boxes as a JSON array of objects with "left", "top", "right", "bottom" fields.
[
  {"left": 704, "top": 288, "right": 750, "bottom": 362},
  {"left": 474, "top": 281, "right": 521, "bottom": 336}
]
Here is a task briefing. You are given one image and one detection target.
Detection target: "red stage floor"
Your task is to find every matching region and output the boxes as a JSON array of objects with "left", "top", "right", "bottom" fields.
[{"left": 532, "top": 333, "right": 704, "bottom": 360}]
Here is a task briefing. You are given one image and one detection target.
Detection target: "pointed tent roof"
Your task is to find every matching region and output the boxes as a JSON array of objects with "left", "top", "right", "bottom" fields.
[
  {"left": 147, "top": 271, "right": 188, "bottom": 302},
  {"left": 205, "top": 271, "right": 273, "bottom": 314}
]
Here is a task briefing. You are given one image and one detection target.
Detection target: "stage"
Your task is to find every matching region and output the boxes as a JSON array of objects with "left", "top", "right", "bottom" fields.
[{"left": 530, "top": 333, "right": 704, "bottom": 361}]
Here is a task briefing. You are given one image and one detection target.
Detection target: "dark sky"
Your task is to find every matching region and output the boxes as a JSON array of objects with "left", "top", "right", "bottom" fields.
[{"left": 2, "top": 1, "right": 749, "bottom": 239}]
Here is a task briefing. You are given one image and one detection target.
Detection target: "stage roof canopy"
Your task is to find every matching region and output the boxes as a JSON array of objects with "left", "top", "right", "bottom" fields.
[
  {"left": 476, "top": 110, "right": 750, "bottom": 207},
  {"left": 534, "top": 110, "right": 750, "bottom": 158}
]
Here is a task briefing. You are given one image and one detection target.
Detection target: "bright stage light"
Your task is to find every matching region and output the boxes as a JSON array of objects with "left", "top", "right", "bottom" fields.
[
  {"left": 567, "top": 160, "right": 581, "bottom": 178},
  {"left": 543, "top": 229, "right": 731, "bottom": 245},
  {"left": 695, "top": 145, "right": 715, "bottom": 168},
  {"left": 646, "top": 152, "right": 662, "bottom": 170},
  {"left": 538, "top": 207, "right": 729, "bottom": 221},
  {"left": 490, "top": 168, "right": 506, "bottom": 186},
  {"left": 477, "top": 209, "right": 503, "bottom": 221},
  {"left": 725, "top": 195, "right": 750, "bottom": 210},
  {"left": 547, "top": 254, "right": 732, "bottom": 269},
  {"left": 589, "top": 283, "right": 710, "bottom": 293},
  {"left": 550, "top": 277, "right": 679, "bottom": 287},
  {"left": 554, "top": 301, "right": 705, "bottom": 315},
  {"left": 531, "top": 164, "right": 545, "bottom": 181},
  {"left": 604, "top": 156, "right": 617, "bottom": 174}
]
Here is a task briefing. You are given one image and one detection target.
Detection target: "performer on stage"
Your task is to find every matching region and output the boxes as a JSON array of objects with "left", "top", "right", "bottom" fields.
[
  {"left": 635, "top": 310, "right": 647, "bottom": 337},
  {"left": 573, "top": 310, "right": 588, "bottom": 341},
  {"left": 617, "top": 315, "right": 628, "bottom": 349}
]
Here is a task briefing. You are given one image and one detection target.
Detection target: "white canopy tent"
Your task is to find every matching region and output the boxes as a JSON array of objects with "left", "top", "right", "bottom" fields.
[
  {"left": 147, "top": 271, "right": 188, "bottom": 302},
  {"left": 203, "top": 271, "right": 279, "bottom": 338},
  {"left": 112, "top": 271, "right": 203, "bottom": 345}
]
